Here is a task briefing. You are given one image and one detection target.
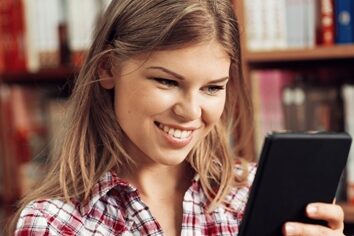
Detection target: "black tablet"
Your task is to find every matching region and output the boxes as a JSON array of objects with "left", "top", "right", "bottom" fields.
[{"left": 238, "top": 131, "right": 352, "bottom": 236}]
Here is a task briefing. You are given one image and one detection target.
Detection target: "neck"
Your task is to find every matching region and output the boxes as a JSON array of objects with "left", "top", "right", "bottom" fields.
[{"left": 121, "top": 161, "right": 194, "bottom": 200}]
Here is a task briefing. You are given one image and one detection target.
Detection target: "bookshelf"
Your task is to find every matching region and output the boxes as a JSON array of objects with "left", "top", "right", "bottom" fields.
[
  {"left": 0, "top": 69, "right": 74, "bottom": 228},
  {"left": 245, "top": 45, "right": 354, "bottom": 63},
  {"left": 0, "top": 68, "right": 76, "bottom": 83},
  {"left": 0, "top": 0, "right": 107, "bottom": 231},
  {"left": 233, "top": 0, "right": 354, "bottom": 231}
]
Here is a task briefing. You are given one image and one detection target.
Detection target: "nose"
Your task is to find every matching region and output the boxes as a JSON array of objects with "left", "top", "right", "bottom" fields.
[{"left": 172, "top": 92, "right": 202, "bottom": 121}]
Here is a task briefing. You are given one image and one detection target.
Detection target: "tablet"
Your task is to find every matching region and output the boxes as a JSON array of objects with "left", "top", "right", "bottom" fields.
[{"left": 238, "top": 131, "right": 352, "bottom": 236}]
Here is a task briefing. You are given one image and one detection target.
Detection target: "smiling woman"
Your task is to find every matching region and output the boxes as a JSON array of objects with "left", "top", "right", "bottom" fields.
[
  {"left": 100, "top": 42, "right": 230, "bottom": 168},
  {"left": 8, "top": 0, "right": 347, "bottom": 236}
]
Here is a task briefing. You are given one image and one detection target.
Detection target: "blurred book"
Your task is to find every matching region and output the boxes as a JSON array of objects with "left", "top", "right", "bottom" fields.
[
  {"left": 0, "top": 85, "right": 68, "bottom": 198},
  {"left": 251, "top": 70, "right": 294, "bottom": 156},
  {"left": 342, "top": 84, "right": 354, "bottom": 204}
]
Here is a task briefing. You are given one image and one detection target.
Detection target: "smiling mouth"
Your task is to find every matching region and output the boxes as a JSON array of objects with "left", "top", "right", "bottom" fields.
[{"left": 154, "top": 122, "right": 193, "bottom": 139}]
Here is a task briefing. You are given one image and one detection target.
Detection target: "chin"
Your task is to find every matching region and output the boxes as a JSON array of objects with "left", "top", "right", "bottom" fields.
[{"left": 156, "top": 153, "right": 189, "bottom": 166}]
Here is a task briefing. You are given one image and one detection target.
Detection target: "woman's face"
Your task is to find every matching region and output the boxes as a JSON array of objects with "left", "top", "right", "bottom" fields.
[{"left": 108, "top": 41, "right": 230, "bottom": 166}]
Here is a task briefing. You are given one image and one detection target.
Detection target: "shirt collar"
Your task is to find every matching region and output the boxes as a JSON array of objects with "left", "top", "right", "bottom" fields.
[
  {"left": 79, "top": 170, "right": 137, "bottom": 216},
  {"left": 79, "top": 170, "right": 203, "bottom": 216}
]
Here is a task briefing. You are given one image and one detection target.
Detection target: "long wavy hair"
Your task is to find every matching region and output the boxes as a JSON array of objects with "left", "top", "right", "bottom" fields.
[{"left": 8, "top": 0, "right": 253, "bottom": 233}]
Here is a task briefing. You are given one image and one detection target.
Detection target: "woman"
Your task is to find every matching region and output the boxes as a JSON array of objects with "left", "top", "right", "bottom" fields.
[{"left": 10, "top": 0, "right": 345, "bottom": 235}]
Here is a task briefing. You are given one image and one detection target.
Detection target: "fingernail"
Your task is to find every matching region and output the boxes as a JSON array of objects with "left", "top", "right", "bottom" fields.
[
  {"left": 307, "top": 205, "right": 318, "bottom": 215},
  {"left": 285, "top": 223, "right": 295, "bottom": 235}
]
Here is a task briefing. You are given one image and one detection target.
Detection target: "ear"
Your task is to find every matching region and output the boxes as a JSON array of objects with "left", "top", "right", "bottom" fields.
[{"left": 98, "top": 58, "right": 115, "bottom": 89}]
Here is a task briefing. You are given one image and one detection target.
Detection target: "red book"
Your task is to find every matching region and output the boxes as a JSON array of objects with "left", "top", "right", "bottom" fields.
[
  {"left": 0, "top": 2, "right": 5, "bottom": 72},
  {"left": 11, "top": 0, "right": 27, "bottom": 70},
  {"left": 2, "top": 0, "right": 27, "bottom": 72},
  {"left": 317, "top": 0, "right": 335, "bottom": 46}
]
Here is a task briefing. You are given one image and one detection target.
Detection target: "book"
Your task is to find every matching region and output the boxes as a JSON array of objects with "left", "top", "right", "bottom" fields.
[
  {"left": 66, "top": 0, "right": 100, "bottom": 67},
  {"left": 304, "top": 0, "right": 317, "bottom": 47},
  {"left": 252, "top": 70, "right": 294, "bottom": 156},
  {"left": 243, "top": 0, "right": 263, "bottom": 51},
  {"left": 37, "top": 0, "right": 61, "bottom": 68},
  {"left": 342, "top": 84, "right": 354, "bottom": 204},
  {"left": 286, "top": 0, "right": 306, "bottom": 48},
  {"left": 0, "top": 1, "right": 6, "bottom": 73},
  {"left": 317, "top": 0, "right": 335, "bottom": 46},
  {"left": 304, "top": 86, "right": 340, "bottom": 131},
  {"left": 335, "top": 0, "right": 354, "bottom": 44},
  {"left": 0, "top": 85, "right": 21, "bottom": 203},
  {"left": 22, "top": 0, "right": 41, "bottom": 72},
  {"left": 45, "top": 98, "right": 68, "bottom": 159},
  {"left": 283, "top": 82, "right": 342, "bottom": 132},
  {"left": 0, "top": 0, "right": 27, "bottom": 72},
  {"left": 9, "top": 0, "right": 27, "bottom": 71},
  {"left": 282, "top": 82, "right": 307, "bottom": 131},
  {"left": 273, "top": 0, "right": 288, "bottom": 49}
]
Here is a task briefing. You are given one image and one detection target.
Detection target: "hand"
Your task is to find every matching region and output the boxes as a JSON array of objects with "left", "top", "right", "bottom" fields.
[{"left": 282, "top": 203, "right": 345, "bottom": 236}]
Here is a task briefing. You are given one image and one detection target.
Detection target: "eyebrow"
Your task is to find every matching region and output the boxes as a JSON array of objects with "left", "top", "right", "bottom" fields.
[{"left": 147, "top": 66, "right": 229, "bottom": 83}]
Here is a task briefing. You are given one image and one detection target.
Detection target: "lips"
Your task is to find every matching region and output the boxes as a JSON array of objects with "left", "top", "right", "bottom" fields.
[
  {"left": 155, "top": 122, "right": 192, "bottom": 140},
  {"left": 155, "top": 122, "right": 194, "bottom": 148}
]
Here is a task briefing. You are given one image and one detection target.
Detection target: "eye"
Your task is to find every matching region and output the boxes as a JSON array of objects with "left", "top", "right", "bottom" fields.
[
  {"left": 154, "top": 78, "right": 178, "bottom": 87},
  {"left": 203, "top": 85, "right": 225, "bottom": 95}
]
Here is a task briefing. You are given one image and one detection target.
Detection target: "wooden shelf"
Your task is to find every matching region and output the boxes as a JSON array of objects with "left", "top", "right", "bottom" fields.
[
  {"left": 245, "top": 45, "right": 354, "bottom": 64},
  {"left": 0, "top": 67, "right": 77, "bottom": 84}
]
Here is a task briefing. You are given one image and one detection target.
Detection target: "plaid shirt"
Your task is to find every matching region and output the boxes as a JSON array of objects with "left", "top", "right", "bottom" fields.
[{"left": 16, "top": 164, "right": 256, "bottom": 235}]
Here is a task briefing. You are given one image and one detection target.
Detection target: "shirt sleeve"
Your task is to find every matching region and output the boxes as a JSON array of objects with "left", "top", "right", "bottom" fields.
[{"left": 15, "top": 202, "right": 59, "bottom": 236}]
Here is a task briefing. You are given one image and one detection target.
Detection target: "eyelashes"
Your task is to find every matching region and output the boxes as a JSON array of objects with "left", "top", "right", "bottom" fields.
[
  {"left": 151, "top": 77, "right": 225, "bottom": 95},
  {"left": 205, "top": 85, "right": 225, "bottom": 95},
  {"left": 153, "top": 78, "right": 178, "bottom": 87}
]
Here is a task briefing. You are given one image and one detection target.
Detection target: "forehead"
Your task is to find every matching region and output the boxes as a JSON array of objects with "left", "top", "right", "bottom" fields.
[{"left": 123, "top": 41, "right": 231, "bottom": 78}]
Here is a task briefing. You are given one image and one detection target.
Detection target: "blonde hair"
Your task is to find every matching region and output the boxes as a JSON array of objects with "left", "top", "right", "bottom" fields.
[{"left": 8, "top": 0, "right": 252, "bottom": 233}]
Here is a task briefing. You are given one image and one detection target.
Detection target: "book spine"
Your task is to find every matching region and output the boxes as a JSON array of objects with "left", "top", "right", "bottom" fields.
[
  {"left": 263, "top": 0, "right": 277, "bottom": 50},
  {"left": 243, "top": 0, "right": 263, "bottom": 51},
  {"left": 335, "top": 0, "right": 354, "bottom": 44},
  {"left": 251, "top": 71, "right": 263, "bottom": 156},
  {"left": 67, "top": 0, "right": 99, "bottom": 67},
  {"left": 304, "top": 86, "right": 339, "bottom": 131},
  {"left": 255, "top": 70, "right": 294, "bottom": 155},
  {"left": 22, "top": 0, "right": 40, "bottom": 72},
  {"left": 318, "top": 0, "right": 335, "bottom": 46},
  {"left": 1, "top": 0, "right": 27, "bottom": 72},
  {"left": 273, "top": 0, "right": 288, "bottom": 49},
  {"left": 286, "top": 0, "right": 299, "bottom": 48},
  {"left": 36, "top": 0, "right": 60, "bottom": 69},
  {"left": 13, "top": 0, "right": 27, "bottom": 71},
  {"left": 0, "top": 85, "right": 21, "bottom": 202},
  {"left": 282, "top": 81, "right": 307, "bottom": 131},
  {"left": 304, "top": 0, "right": 317, "bottom": 48},
  {"left": 0, "top": 1, "right": 5, "bottom": 72},
  {"left": 342, "top": 85, "right": 354, "bottom": 204}
]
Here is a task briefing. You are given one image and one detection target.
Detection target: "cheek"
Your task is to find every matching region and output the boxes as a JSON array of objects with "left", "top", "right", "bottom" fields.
[
  {"left": 114, "top": 86, "right": 176, "bottom": 122},
  {"left": 203, "top": 95, "right": 226, "bottom": 126}
]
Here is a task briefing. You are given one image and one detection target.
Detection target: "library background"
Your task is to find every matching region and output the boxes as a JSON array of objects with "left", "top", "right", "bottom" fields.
[{"left": 1, "top": 0, "right": 354, "bottom": 234}]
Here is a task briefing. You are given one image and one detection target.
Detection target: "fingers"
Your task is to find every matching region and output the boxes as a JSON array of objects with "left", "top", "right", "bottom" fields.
[
  {"left": 283, "top": 222, "right": 334, "bottom": 236},
  {"left": 305, "top": 203, "right": 344, "bottom": 229},
  {"left": 283, "top": 203, "right": 345, "bottom": 236}
]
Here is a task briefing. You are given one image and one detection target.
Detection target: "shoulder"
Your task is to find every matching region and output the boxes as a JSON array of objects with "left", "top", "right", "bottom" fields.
[
  {"left": 234, "top": 161, "right": 257, "bottom": 186},
  {"left": 15, "top": 199, "right": 82, "bottom": 235},
  {"left": 224, "top": 162, "right": 257, "bottom": 213}
]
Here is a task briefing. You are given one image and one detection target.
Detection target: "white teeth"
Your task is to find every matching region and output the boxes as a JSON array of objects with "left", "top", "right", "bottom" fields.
[
  {"left": 181, "top": 130, "right": 189, "bottom": 138},
  {"left": 163, "top": 126, "right": 169, "bottom": 133},
  {"left": 173, "top": 130, "right": 182, "bottom": 138},
  {"left": 157, "top": 122, "right": 192, "bottom": 139}
]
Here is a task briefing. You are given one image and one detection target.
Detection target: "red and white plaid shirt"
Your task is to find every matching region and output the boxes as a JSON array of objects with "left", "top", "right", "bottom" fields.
[{"left": 16, "top": 164, "right": 256, "bottom": 235}]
